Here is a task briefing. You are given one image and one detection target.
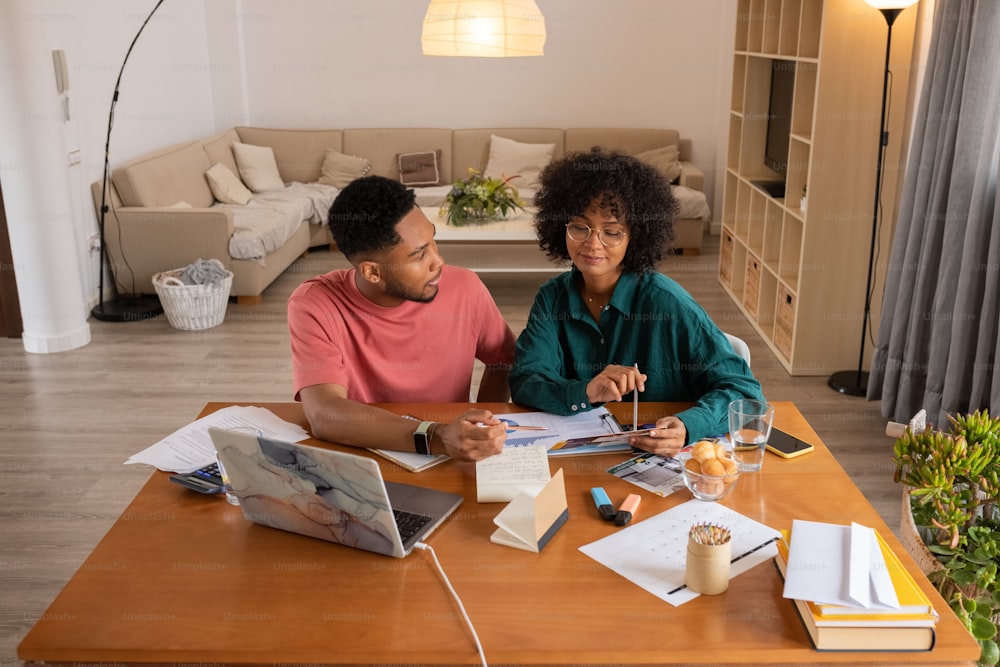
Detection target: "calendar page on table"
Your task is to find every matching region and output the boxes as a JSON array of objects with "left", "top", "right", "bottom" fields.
[{"left": 578, "top": 500, "right": 781, "bottom": 606}]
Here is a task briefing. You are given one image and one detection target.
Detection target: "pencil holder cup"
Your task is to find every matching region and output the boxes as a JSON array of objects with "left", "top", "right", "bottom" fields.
[{"left": 684, "top": 537, "right": 731, "bottom": 595}]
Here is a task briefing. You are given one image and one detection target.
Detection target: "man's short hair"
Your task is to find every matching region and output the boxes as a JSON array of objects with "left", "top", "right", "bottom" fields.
[{"left": 328, "top": 175, "right": 416, "bottom": 259}]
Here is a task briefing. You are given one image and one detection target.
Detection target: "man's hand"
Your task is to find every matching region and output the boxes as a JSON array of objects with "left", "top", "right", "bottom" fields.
[
  {"left": 629, "top": 415, "right": 687, "bottom": 458},
  {"left": 433, "top": 409, "right": 506, "bottom": 461},
  {"left": 586, "top": 364, "right": 647, "bottom": 404}
]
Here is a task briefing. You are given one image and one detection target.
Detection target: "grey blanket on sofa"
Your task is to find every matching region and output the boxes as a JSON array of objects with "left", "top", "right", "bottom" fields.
[{"left": 223, "top": 182, "right": 338, "bottom": 262}]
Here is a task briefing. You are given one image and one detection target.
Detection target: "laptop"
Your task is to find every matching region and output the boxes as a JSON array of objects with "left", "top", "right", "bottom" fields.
[{"left": 208, "top": 427, "right": 463, "bottom": 558}]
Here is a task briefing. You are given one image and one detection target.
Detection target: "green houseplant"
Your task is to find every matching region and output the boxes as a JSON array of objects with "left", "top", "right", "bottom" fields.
[
  {"left": 439, "top": 168, "right": 525, "bottom": 226},
  {"left": 893, "top": 409, "right": 1000, "bottom": 665}
]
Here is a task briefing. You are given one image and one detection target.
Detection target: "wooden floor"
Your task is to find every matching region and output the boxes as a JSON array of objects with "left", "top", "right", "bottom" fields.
[{"left": 0, "top": 233, "right": 898, "bottom": 664}]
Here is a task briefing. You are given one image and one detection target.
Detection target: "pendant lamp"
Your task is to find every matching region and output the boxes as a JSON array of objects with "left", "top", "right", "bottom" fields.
[{"left": 422, "top": 0, "right": 546, "bottom": 57}]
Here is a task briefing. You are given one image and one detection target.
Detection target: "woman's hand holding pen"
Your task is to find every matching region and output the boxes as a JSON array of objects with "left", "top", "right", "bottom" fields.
[
  {"left": 629, "top": 416, "right": 687, "bottom": 458},
  {"left": 586, "top": 364, "right": 646, "bottom": 405},
  {"left": 434, "top": 409, "right": 506, "bottom": 462}
]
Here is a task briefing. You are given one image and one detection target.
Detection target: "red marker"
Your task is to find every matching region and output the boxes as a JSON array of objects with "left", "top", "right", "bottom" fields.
[{"left": 614, "top": 493, "right": 642, "bottom": 526}]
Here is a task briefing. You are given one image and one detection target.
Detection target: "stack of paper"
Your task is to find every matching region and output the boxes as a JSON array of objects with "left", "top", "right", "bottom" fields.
[{"left": 776, "top": 520, "right": 938, "bottom": 652}]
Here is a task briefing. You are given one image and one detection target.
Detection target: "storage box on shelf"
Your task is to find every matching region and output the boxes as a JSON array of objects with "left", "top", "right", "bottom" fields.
[{"left": 719, "top": 0, "right": 916, "bottom": 375}]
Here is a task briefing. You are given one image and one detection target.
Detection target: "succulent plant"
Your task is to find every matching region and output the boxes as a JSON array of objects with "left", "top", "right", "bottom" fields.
[{"left": 893, "top": 409, "right": 1000, "bottom": 665}]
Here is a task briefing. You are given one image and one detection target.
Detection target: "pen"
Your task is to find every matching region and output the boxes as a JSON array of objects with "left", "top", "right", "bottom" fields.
[
  {"left": 590, "top": 487, "right": 616, "bottom": 521},
  {"left": 504, "top": 425, "right": 549, "bottom": 431},
  {"left": 614, "top": 493, "right": 642, "bottom": 526},
  {"left": 633, "top": 363, "right": 640, "bottom": 432}
]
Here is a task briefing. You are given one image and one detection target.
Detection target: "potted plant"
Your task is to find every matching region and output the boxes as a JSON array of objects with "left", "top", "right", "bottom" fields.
[
  {"left": 439, "top": 168, "right": 525, "bottom": 226},
  {"left": 893, "top": 409, "right": 1000, "bottom": 665}
]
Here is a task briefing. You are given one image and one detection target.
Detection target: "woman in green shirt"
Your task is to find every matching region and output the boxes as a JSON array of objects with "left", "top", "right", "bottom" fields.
[{"left": 509, "top": 148, "right": 764, "bottom": 456}]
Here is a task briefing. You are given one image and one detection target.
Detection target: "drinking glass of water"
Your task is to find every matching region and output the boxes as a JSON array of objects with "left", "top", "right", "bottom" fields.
[{"left": 728, "top": 399, "right": 774, "bottom": 472}]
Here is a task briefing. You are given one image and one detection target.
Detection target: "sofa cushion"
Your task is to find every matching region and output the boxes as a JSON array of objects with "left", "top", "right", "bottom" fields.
[
  {"left": 205, "top": 163, "right": 253, "bottom": 205},
  {"left": 483, "top": 134, "right": 555, "bottom": 189},
  {"left": 233, "top": 142, "right": 285, "bottom": 193},
  {"left": 111, "top": 140, "right": 214, "bottom": 208},
  {"left": 202, "top": 128, "right": 242, "bottom": 177},
  {"left": 317, "top": 149, "right": 370, "bottom": 188},
  {"left": 636, "top": 144, "right": 682, "bottom": 183},
  {"left": 398, "top": 150, "right": 442, "bottom": 186},
  {"left": 236, "top": 127, "right": 344, "bottom": 183},
  {"left": 342, "top": 128, "right": 453, "bottom": 181}
]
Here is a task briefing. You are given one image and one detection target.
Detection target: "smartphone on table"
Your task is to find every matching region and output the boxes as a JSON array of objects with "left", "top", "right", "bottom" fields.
[{"left": 765, "top": 428, "right": 815, "bottom": 459}]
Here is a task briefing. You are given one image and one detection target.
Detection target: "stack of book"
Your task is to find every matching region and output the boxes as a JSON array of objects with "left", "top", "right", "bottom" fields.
[{"left": 774, "top": 523, "right": 939, "bottom": 652}]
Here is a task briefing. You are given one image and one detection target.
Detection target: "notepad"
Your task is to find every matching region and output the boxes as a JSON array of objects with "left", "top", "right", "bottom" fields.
[{"left": 490, "top": 469, "right": 569, "bottom": 553}]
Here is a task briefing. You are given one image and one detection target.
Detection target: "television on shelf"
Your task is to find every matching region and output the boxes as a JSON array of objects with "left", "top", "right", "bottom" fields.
[{"left": 754, "top": 58, "right": 796, "bottom": 200}]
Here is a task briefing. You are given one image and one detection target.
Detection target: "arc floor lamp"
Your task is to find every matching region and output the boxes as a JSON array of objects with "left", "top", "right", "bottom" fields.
[
  {"left": 91, "top": 0, "right": 166, "bottom": 322},
  {"left": 828, "top": 0, "right": 919, "bottom": 395}
]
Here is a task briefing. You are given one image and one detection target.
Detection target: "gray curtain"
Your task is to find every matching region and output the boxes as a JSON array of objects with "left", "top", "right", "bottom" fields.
[{"left": 867, "top": 0, "right": 1000, "bottom": 426}]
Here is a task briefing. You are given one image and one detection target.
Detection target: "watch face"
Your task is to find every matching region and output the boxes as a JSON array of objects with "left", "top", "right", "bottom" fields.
[{"left": 414, "top": 421, "right": 433, "bottom": 455}]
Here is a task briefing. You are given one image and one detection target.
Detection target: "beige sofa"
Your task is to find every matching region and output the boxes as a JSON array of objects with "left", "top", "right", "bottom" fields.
[{"left": 93, "top": 127, "right": 709, "bottom": 304}]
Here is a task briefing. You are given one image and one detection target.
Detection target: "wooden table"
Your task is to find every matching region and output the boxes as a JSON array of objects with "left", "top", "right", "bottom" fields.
[{"left": 18, "top": 402, "right": 979, "bottom": 666}]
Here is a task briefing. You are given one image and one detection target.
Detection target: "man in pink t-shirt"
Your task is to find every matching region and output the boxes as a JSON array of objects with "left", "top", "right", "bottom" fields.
[{"left": 288, "top": 176, "right": 515, "bottom": 462}]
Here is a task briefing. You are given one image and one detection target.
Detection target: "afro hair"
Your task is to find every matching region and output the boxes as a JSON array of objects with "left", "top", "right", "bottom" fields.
[{"left": 533, "top": 148, "right": 679, "bottom": 273}]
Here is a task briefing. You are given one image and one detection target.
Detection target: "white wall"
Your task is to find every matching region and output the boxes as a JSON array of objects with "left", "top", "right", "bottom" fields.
[{"left": 1, "top": 0, "right": 737, "bottom": 350}]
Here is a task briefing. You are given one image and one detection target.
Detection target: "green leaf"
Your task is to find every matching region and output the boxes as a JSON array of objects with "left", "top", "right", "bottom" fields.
[
  {"left": 980, "top": 639, "right": 999, "bottom": 666},
  {"left": 971, "top": 615, "right": 997, "bottom": 641},
  {"left": 954, "top": 568, "right": 979, "bottom": 586}
]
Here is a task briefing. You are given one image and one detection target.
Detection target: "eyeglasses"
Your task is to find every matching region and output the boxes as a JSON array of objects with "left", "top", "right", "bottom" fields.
[{"left": 565, "top": 222, "right": 628, "bottom": 248}]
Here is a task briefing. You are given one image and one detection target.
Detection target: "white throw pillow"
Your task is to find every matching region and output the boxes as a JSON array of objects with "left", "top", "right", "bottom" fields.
[
  {"left": 205, "top": 162, "right": 253, "bottom": 205},
  {"left": 483, "top": 135, "right": 555, "bottom": 189},
  {"left": 636, "top": 144, "right": 682, "bottom": 183},
  {"left": 232, "top": 142, "right": 285, "bottom": 193},
  {"left": 317, "top": 148, "right": 370, "bottom": 189}
]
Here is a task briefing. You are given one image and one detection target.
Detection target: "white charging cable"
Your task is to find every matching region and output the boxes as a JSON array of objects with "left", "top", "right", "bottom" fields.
[{"left": 413, "top": 542, "right": 488, "bottom": 667}]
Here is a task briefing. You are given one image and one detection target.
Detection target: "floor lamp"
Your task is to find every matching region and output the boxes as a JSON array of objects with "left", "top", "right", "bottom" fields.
[
  {"left": 828, "top": 0, "right": 918, "bottom": 396},
  {"left": 91, "top": 0, "right": 166, "bottom": 322}
]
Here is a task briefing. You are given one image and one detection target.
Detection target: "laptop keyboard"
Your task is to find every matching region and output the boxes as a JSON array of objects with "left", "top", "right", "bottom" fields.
[{"left": 393, "top": 509, "right": 433, "bottom": 541}]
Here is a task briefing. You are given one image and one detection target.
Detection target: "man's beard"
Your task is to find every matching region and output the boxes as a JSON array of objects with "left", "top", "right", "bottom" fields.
[{"left": 382, "top": 272, "right": 439, "bottom": 304}]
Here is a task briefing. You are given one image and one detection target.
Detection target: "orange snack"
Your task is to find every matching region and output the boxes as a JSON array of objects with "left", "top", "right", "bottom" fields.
[
  {"left": 691, "top": 440, "right": 718, "bottom": 463},
  {"left": 701, "top": 458, "right": 726, "bottom": 477}
]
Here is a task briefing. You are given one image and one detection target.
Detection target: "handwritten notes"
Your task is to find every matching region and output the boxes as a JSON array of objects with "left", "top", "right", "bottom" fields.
[{"left": 476, "top": 445, "right": 551, "bottom": 502}]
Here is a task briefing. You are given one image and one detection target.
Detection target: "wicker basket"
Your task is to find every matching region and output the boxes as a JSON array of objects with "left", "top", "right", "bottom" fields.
[
  {"left": 899, "top": 487, "right": 945, "bottom": 576},
  {"left": 153, "top": 267, "right": 233, "bottom": 331}
]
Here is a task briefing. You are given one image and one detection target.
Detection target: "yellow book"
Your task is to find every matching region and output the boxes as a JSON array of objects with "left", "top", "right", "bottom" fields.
[{"left": 775, "top": 530, "right": 938, "bottom": 652}]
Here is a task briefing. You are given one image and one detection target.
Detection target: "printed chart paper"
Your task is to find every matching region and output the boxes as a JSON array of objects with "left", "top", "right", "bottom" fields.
[{"left": 579, "top": 500, "right": 781, "bottom": 606}]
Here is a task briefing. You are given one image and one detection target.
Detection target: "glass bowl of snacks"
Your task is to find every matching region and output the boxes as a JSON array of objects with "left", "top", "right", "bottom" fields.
[{"left": 680, "top": 439, "right": 741, "bottom": 501}]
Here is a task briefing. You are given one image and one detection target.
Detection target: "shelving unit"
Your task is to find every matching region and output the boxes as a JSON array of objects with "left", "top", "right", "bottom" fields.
[{"left": 719, "top": 0, "right": 916, "bottom": 375}]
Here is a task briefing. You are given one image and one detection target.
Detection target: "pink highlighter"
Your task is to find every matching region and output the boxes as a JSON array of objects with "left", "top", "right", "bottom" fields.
[{"left": 614, "top": 493, "right": 642, "bottom": 526}]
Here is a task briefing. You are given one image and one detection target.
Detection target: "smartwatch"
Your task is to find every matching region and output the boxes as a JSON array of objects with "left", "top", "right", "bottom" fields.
[{"left": 413, "top": 420, "right": 436, "bottom": 455}]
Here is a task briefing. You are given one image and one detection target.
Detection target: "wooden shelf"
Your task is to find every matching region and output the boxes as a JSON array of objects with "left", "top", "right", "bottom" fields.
[{"left": 719, "top": 0, "right": 917, "bottom": 374}]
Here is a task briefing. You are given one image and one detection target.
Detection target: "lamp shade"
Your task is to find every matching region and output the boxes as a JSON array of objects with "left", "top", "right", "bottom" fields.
[
  {"left": 422, "top": 0, "right": 546, "bottom": 57},
  {"left": 863, "top": 0, "right": 918, "bottom": 8}
]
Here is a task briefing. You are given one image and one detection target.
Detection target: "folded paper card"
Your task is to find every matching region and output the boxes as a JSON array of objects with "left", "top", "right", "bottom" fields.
[
  {"left": 782, "top": 519, "right": 900, "bottom": 610},
  {"left": 490, "top": 468, "right": 568, "bottom": 553}
]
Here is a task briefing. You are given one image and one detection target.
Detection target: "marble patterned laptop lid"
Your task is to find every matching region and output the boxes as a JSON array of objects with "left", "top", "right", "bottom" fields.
[{"left": 210, "top": 427, "right": 409, "bottom": 557}]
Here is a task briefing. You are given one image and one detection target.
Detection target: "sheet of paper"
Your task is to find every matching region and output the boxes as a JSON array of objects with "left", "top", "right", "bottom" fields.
[
  {"left": 476, "top": 444, "right": 551, "bottom": 502},
  {"left": 782, "top": 519, "right": 900, "bottom": 610},
  {"left": 124, "top": 406, "right": 309, "bottom": 473},
  {"left": 606, "top": 452, "right": 687, "bottom": 497},
  {"left": 494, "top": 407, "right": 621, "bottom": 449},
  {"left": 783, "top": 520, "right": 850, "bottom": 606},
  {"left": 579, "top": 500, "right": 781, "bottom": 606}
]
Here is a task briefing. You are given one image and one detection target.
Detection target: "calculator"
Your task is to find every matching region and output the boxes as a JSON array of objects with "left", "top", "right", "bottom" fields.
[{"left": 169, "top": 462, "right": 225, "bottom": 494}]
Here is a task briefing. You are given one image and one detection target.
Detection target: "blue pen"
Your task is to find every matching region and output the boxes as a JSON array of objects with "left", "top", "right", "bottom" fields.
[{"left": 590, "top": 487, "right": 616, "bottom": 521}]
